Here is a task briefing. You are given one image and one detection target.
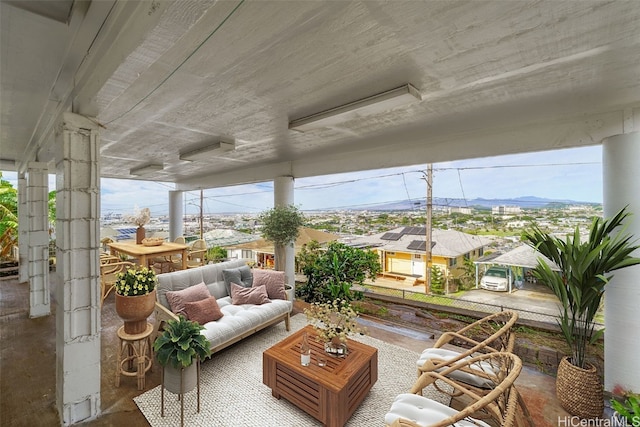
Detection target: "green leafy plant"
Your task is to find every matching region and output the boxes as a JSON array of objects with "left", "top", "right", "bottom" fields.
[
  {"left": 115, "top": 265, "right": 157, "bottom": 296},
  {"left": 611, "top": 386, "right": 640, "bottom": 426},
  {"left": 207, "top": 246, "right": 227, "bottom": 263},
  {"left": 153, "top": 316, "right": 212, "bottom": 368},
  {"left": 0, "top": 173, "right": 18, "bottom": 259},
  {"left": 297, "top": 241, "right": 381, "bottom": 304},
  {"left": 258, "top": 205, "right": 305, "bottom": 247},
  {"left": 523, "top": 207, "right": 640, "bottom": 369},
  {"left": 430, "top": 265, "right": 445, "bottom": 295}
]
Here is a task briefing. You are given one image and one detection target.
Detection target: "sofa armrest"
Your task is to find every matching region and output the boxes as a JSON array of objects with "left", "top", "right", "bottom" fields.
[{"left": 152, "top": 302, "right": 179, "bottom": 341}]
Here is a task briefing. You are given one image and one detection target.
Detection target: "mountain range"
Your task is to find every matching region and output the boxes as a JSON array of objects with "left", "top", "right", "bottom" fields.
[{"left": 363, "top": 196, "right": 601, "bottom": 211}]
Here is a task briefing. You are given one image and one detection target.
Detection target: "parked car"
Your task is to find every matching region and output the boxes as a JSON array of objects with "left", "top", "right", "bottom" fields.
[{"left": 480, "top": 266, "right": 513, "bottom": 292}]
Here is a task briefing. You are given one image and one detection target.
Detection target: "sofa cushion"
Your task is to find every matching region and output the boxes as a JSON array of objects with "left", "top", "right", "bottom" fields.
[
  {"left": 231, "top": 283, "right": 270, "bottom": 305},
  {"left": 165, "top": 282, "right": 211, "bottom": 316},
  {"left": 183, "top": 296, "right": 224, "bottom": 325},
  {"left": 222, "top": 265, "right": 253, "bottom": 295},
  {"left": 252, "top": 269, "right": 286, "bottom": 300}
]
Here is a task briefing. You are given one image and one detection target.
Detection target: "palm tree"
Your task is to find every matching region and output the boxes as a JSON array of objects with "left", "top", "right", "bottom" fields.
[{"left": 0, "top": 173, "right": 18, "bottom": 259}]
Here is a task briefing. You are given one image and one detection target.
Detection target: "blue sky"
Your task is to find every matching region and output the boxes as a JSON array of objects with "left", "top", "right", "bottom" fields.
[{"left": 3, "top": 145, "right": 602, "bottom": 216}]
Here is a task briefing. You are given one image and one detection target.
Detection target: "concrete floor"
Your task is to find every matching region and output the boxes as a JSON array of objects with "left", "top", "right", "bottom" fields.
[{"left": 1, "top": 275, "right": 568, "bottom": 427}]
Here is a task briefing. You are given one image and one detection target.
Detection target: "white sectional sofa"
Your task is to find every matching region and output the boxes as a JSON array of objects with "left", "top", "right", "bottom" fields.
[{"left": 153, "top": 259, "right": 292, "bottom": 353}]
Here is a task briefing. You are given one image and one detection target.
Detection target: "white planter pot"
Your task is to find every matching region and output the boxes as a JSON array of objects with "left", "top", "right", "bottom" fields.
[{"left": 163, "top": 363, "right": 198, "bottom": 394}]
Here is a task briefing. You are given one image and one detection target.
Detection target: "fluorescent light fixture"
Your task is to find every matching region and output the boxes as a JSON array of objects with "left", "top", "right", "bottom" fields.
[
  {"left": 179, "top": 139, "right": 236, "bottom": 162},
  {"left": 289, "top": 84, "right": 422, "bottom": 132},
  {"left": 0, "top": 158, "right": 16, "bottom": 170},
  {"left": 129, "top": 163, "right": 164, "bottom": 176}
]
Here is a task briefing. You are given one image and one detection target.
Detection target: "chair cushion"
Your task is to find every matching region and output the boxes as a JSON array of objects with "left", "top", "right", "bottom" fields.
[
  {"left": 230, "top": 283, "right": 270, "bottom": 305},
  {"left": 417, "top": 348, "right": 496, "bottom": 389},
  {"left": 222, "top": 265, "right": 253, "bottom": 295},
  {"left": 165, "top": 282, "right": 211, "bottom": 316},
  {"left": 252, "top": 269, "right": 286, "bottom": 300},
  {"left": 385, "top": 393, "right": 491, "bottom": 427},
  {"left": 183, "top": 296, "right": 224, "bottom": 325}
]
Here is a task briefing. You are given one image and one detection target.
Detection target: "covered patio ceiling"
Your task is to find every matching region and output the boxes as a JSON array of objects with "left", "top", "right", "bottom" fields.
[{"left": 2, "top": 0, "right": 640, "bottom": 189}]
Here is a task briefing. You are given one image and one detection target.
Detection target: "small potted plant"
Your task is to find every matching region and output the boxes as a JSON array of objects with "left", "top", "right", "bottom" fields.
[
  {"left": 114, "top": 265, "right": 157, "bottom": 334},
  {"left": 304, "top": 299, "right": 365, "bottom": 356},
  {"left": 153, "top": 316, "right": 212, "bottom": 394},
  {"left": 610, "top": 386, "right": 640, "bottom": 426}
]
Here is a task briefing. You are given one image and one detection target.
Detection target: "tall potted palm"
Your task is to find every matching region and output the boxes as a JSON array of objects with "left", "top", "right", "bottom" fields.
[{"left": 524, "top": 207, "right": 640, "bottom": 419}]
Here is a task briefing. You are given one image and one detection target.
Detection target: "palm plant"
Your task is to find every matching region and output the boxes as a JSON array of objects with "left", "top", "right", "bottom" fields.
[
  {"left": 523, "top": 207, "right": 640, "bottom": 369},
  {"left": 0, "top": 174, "right": 18, "bottom": 259}
]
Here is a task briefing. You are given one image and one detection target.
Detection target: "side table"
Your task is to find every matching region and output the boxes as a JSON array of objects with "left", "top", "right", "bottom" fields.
[{"left": 115, "top": 322, "right": 153, "bottom": 390}]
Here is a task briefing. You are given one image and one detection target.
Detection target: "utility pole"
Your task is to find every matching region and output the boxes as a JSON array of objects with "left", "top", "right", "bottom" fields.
[
  {"left": 422, "top": 165, "right": 433, "bottom": 294},
  {"left": 199, "top": 189, "right": 204, "bottom": 239}
]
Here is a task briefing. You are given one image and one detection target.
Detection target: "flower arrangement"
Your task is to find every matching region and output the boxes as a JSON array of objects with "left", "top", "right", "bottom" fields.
[
  {"left": 304, "top": 299, "right": 364, "bottom": 344},
  {"left": 115, "top": 265, "right": 157, "bottom": 297},
  {"left": 126, "top": 206, "right": 151, "bottom": 228}
]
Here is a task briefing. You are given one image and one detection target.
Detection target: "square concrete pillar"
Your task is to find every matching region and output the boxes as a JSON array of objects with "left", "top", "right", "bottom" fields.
[
  {"left": 54, "top": 112, "right": 102, "bottom": 425},
  {"left": 26, "top": 162, "right": 51, "bottom": 317}
]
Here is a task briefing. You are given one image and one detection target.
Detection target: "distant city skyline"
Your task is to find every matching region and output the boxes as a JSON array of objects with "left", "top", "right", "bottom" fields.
[{"left": 3, "top": 145, "right": 603, "bottom": 216}]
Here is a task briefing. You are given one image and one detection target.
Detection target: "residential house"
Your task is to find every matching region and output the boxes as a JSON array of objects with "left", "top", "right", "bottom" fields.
[
  {"left": 227, "top": 227, "right": 339, "bottom": 269},
  {"left": 347, "top": 226, "right": 494, "bottom": 282}
]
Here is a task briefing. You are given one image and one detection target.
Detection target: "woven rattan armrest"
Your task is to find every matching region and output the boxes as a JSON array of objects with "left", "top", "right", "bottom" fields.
[{"left": 152, "top": 302, "right": 178, "bottom": 341}]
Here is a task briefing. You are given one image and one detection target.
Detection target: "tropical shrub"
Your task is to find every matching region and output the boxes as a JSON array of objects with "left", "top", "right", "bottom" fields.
[{"left": 297, "top": 241, "right": 381, "bottom": 304}]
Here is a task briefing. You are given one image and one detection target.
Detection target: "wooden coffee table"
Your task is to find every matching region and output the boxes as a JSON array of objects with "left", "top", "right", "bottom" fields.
[{"left": 263, "top": 325, "right": 378, "bottom": 427}]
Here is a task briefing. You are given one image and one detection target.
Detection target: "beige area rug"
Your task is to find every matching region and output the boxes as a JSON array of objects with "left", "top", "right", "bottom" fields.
[{"left": 135, "top": 314, "right": 448, "bottom": 426}]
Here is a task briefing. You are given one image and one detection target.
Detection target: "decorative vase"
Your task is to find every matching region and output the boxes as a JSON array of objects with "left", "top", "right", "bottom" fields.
[
  {"left": 115, "top": 289, "right": 156, "bottom": 334},
  {"left": 556, "top": 356, "right": 604, "bottom": 419},
  {"left": 324, "top": 337, "right": 348, "bottom": 357},
  {"left": 136, "top": 226, "right": 145, "bottom": 244},
  {"left": 163, "top": 362, "right": 198, "bottom": 394}
]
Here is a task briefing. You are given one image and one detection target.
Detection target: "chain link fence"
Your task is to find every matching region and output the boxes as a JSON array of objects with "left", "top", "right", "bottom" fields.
[{"left": 357, "top": 283, "right": 605, "bottom": 331}]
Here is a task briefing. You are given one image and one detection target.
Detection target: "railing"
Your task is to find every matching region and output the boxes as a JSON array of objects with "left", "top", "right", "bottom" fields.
[{"left": 357, "top": 283, "right": 605, "bottom": 331}]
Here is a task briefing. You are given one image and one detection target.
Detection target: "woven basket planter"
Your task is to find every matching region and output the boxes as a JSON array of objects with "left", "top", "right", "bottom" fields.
[{"left": 556, "top": 356, "right": 603, "bottom": 419}]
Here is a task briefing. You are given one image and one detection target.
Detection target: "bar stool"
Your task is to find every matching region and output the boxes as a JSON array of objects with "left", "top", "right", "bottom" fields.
[{"left": 116, "top": 322, "right": 153, "bottom": 390}]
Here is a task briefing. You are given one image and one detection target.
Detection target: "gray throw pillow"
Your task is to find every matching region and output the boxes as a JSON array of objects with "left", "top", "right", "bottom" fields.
[{"left": 222, "top": 265, "right": 253, "bottom": 296}]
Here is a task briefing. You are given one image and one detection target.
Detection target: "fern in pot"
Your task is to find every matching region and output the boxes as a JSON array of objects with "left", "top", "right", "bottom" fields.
[
  {"left": 524, "top": 207, "right": 640, "bottom": 419},
  {"left": 153, "top": 316, "right": 212, "bottom": 394}
]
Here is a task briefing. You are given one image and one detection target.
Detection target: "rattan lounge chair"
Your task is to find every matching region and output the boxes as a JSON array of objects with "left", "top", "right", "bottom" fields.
[
  {"left": 386, "top": 352, "right": 522, "bottom": 427},
  {"left": 416, "top": 310, "right": 518, "bottom": 380}
]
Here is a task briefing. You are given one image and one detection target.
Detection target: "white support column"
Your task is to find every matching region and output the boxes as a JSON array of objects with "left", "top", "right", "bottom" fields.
[
  {"left": 26, "top": 162, "right": 51, "bottom": 317},
  {"left": 54, "top": 112, "right": 101, "bottom": 425},
  {"left": 17, "top": 172, "right": 28, "bottom": 283},
  {"left": 274, "top": 176, "right": 295, "bottom": 291},
  {"left": 603, "top": 131, "right": 640, "bottom": 393},
  {"left": 169, "top": 190, "right": 184, "bottom": 241}
]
